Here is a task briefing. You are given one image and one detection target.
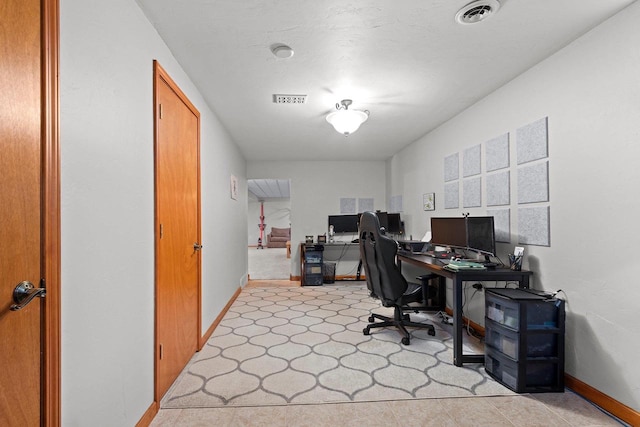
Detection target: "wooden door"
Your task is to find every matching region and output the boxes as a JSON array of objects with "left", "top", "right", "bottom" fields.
[
  {"left": 1, "top": 0, "right": 60, "bottom": 425},
  {"left": 154, "top": 62, "right": 202, "bottom": 400}
]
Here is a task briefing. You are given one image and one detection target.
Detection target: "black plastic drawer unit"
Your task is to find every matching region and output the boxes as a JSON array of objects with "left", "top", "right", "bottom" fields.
[
  {"left": 303, "top": 245, "right": 324, "bottom": 286},
  {"left": 484, "top": 288, "right": 565, "bottom": 393},
  {"left": 485, "top": 318, "right": 559, "bottom": 360},
  {"left": 485, "top": 347, "right": 563, "bottom": 392}
]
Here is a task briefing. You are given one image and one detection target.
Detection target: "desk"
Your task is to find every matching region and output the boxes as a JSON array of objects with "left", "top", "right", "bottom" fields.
[{"left": 398, "top": 253, "right": 532, "bottom": 367}]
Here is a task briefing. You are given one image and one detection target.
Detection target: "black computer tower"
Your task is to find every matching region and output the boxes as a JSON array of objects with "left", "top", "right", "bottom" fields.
[{"left": 416, "top": 274, "right": 446, "bottom": 311}]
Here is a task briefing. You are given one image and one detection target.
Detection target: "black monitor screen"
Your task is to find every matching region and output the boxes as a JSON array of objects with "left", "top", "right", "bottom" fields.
[
  {"left": 376, "top": 212, "right": 388, "bottom": 231},
  {"left": 328, "top": 215, "right": 359, "bottom": 233},
  {"left": 430, "top": 217, "right": 466, "bottom": 248},
  {"left": 466, "top": 216, "right": 496, "bottom": 256},
  {"left": 386, "top": 213, "right": 401, "bottom": 234}
]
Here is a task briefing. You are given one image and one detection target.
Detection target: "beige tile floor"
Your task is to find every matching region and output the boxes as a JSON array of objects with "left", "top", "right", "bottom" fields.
[
  {"left": 150, "top": 280, "right": 625, "bottom": 426},
  {"left": 150, "top": 391, "right": 624, "bottom": 426}
]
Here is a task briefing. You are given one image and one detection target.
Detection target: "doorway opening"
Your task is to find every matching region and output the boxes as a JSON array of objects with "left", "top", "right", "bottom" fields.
[{"left": 247, "top": 179, "right": 291, "bottom": 280}]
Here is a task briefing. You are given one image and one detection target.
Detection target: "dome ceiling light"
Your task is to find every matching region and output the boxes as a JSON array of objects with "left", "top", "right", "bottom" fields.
[{"left": 326, "top": 99, "right": 370, "bottom": 136}]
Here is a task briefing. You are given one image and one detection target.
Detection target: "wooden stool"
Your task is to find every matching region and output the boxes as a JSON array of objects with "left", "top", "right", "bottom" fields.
[{"left": 286, "top": 241, "right": 291, "bottom": 258}]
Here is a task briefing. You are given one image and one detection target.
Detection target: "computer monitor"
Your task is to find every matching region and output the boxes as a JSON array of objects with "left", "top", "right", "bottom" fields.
[
  {"left": 430, "top": 217, "right": 466, "bottom": 248},
  {"left": 466, "top": 216, "right": 496, "bottom": 256},
  {"left": 376, "top": 211, "right": 389, "bottom": 231},
  {"left": 386, "top": 213, "right": 402, "bottom": 234},
  {"left": 328, "top": 215, "right": 359, "bottom": 233},
  {"left": 430, "top": 216, "right": 496, "bottom": 257}
]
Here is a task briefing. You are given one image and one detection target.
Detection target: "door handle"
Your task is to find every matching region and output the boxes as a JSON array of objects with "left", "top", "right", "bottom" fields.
[
  {"left": 11, "top": 281, "right": 46, "bottom": 311},
  {"left": 193, "top": 243, "right": 203, "bottom": 251}
]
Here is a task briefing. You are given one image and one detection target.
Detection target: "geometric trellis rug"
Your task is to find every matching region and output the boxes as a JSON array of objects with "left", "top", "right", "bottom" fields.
[{"left": 162, "top": 284, "right": 514, "bottom": 409}]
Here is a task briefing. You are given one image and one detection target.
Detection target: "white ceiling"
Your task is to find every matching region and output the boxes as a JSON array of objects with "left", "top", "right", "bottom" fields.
[
  {"left": 136, "top": 0, "right": 635, "bottom": 162},
  {"left": 248, "top": 179, "right": 291, "bottom": 200}
]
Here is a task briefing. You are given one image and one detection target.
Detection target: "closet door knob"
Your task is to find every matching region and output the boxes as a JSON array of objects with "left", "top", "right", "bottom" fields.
[{"left": 11, "top": 281, "right": 46, "bottom": 311}]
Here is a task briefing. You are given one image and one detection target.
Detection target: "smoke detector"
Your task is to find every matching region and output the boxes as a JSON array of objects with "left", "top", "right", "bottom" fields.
[
  {"left": 270, "top": 44, "right": 294, "bottom": 59},
  {"left": 455, "top": 0, "right": 500, "bottom": 25}
]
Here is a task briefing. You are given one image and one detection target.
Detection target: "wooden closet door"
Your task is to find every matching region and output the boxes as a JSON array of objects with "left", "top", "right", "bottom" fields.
[
  {"left": 154, "top": 62, "right": 201, "bottom": 400},
  {"left": 0, "top": 0, "right": 54, "bottom": 425}
]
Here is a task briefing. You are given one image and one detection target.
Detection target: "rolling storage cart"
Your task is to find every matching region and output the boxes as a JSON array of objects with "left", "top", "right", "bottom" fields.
[
  {"left": 302, "top": 244, "right": 324, "bottom": 286},
  {"left": 484, "top": 288, "right": 565, "bottom": 393}
]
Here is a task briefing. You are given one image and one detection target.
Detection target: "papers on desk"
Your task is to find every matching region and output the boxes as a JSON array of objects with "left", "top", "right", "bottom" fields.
[{"left": 443, "top": 260, "right": 486, "bottom": 271}]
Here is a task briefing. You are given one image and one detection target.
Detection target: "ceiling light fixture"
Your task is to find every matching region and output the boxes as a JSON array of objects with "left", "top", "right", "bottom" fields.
[
  {"left": 326, "top": 99, "right": 369, "bottom": 136},
  {"left": 270, "top": 44, "right": 294, "bottom": 59}
]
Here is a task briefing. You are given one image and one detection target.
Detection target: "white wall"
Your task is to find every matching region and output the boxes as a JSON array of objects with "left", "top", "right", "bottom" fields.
[
  {"left": 389, "top": 3, "right": 640, "bottom": 410},
  {"left": 60, "top": 0, "right": 246, "bottom": 425},
  {"left": 247, "top": 161, "right": 386, "bottom": 276},
  {"left": 247, "top": 198, "right": 291, "bottom": 246}
]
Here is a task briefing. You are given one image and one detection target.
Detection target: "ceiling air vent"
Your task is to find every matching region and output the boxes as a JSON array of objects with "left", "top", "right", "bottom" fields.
[
  {"left": 455, "top": 0, "right": 500, "bottom": 25},
  {"left": 273, "top": 94, "right": 307, "bottom": 104}
]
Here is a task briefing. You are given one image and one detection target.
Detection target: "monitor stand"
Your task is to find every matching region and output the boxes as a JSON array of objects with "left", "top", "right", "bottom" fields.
[{"left": 468, "top": 251, "right": 491, "bottom": 263}]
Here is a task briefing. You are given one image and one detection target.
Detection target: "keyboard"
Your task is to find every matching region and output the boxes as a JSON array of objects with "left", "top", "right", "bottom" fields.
[
  {"left": 425, "top": 250, "right": 455, "bottom": 259},
  {"left": 443, "top": 260, "right": 486, "bottom": 271}
]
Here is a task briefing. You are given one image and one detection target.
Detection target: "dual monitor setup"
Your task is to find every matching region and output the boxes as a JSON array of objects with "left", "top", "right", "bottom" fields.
[
  {"left": 430, "top": 216, "right": 496, "bottom": 259},
  {"left": 328, "top": 212, "right": 403, "bottom": 235},
  {"left": 328, "top": 212, "right": 496, "bottom": 259}
]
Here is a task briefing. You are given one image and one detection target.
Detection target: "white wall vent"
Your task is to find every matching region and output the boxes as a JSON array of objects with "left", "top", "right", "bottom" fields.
[{"left": 273, "top": 94, "right": 307, "bottom": 104}]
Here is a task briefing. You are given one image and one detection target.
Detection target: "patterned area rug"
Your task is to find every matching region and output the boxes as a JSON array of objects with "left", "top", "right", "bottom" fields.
[{"left": 162, "top": 284, "right": 513, "bottom": 408}]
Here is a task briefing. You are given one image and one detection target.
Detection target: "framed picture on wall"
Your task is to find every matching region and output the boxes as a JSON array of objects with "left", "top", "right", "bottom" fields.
[
  {"left": 423, "top": 193, "right": 435, "bottom": 211},
  {"left": 230, "top": 175, "right": 238, "bottom": 200}
]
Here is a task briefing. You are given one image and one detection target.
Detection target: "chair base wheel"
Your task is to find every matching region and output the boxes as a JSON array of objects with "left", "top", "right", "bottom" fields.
[{"left": 364, "top": 306, "right": 436, "bottom": 344}]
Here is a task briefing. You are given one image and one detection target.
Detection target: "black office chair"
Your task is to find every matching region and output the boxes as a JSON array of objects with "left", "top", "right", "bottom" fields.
[{"left": 359, "top": 211, "right": 436, "bottom": 345}]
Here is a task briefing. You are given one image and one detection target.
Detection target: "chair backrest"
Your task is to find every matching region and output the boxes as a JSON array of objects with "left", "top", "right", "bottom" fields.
[{"left": 358, "top": 211, "right": 408, "bottom": 305}]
